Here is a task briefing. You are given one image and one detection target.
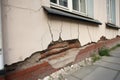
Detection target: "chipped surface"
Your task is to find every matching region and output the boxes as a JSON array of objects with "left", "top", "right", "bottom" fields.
[
  {"left": 48, "top": 48, "right": 80, "bottom": 68},
  {"left": 5, "top": 39, "right": 81, "bottom": 72}
]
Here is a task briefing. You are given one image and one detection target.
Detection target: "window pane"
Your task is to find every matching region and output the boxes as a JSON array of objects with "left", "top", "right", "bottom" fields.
[
  {"left": 80, "top": 0, "right": 86, "bottom": 13},
  {"left": 59, "top": 0, "right": 68, "bottom": 7},
  {"left": 108, "top": 0, "right": 112, "bottom": 19},
  {"left": 87, "top": 0, "right": 94, "bottom": 17},
  {"left": 50, "top": 0, "right": 57, "bottom": 3},
  {"left": 73, "top": 0, "right": 79, "bottom": 11},
  {"left": 107, "top": 0, "right": 116, "bottom": 23}
]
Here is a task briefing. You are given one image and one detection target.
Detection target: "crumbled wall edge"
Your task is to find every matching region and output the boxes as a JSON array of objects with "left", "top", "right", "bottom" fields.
[{"left": 4, "top": 36, "right": 120, "bottom": 80}]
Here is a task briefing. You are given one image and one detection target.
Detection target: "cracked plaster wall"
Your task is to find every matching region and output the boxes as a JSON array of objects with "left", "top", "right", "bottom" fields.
[{"left": 1, "top": 0, "right": 120, "bottom": 65}]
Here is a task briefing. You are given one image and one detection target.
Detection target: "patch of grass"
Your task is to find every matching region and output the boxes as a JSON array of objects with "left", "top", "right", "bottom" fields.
[
  {"left": 91, "top": 44, "right": 120, "bottom": 62},
  {"left": 98, "top": 48, "right": 110, "bottom": 56},
  {"left": 91, "top": 54, "right": 101, "bottom": 62},
  {"left": 117, "top": 44, "right": 120, "bottom": 46},
  {"left": 110, "top": 44, "right": 120, "bottom": 51}
]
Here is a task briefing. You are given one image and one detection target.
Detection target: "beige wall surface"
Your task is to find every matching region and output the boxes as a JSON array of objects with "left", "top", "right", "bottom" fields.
[{"left": 1, "top": 0, "right": 120, "bottom": 65}]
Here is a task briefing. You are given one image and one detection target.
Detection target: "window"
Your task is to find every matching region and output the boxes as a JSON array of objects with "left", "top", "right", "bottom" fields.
[
  {"left": 107, "top": 0, "right": 116, "bottom": 24},
  {"left": 50, "top": 0, "right": 93, "bottom": 17},
  {"left": 50, "top": 0, "right": 68, "bottom": 7},
  {"left": 73, "top": 0, "right": 79, "bottom": 11},
  {"left": 59, "top": 0, "right": 68, "bottom": 7},
  {"left": 50, "top": 0, "right": 57, "bottom": 4},
  {"left": 72, "top": 0, "right": 86, "bottom": 14}
]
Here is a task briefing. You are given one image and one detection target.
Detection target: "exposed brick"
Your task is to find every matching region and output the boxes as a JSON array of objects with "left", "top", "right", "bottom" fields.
[
  {"left": 48, "top": 39, "right": 81, "bottom": 50},
  {"left": 0, "top": 76, "right": 5, "bottom": 80},
  {"left": 40, "top": 39, "right": 81, "bottom": 60},
  {"left": 5, "top": 37, "right": 120, "bottom": 80},
  {"left": 6, "top": 62, "right": 58, "bottom": 80},
  {"left": 75, "top": 37, "right": 120, "bottom": 63}
]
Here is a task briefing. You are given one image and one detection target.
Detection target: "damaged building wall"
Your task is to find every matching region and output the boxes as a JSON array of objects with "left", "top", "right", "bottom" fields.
[
  {"left": 1, "top": 0, "right": 120, "bottom": 67},
  {"left": 5, "top": 39, "right": 81, "bottom": 72},
  {"left": 5, "top": 37, "right": 120, "bottom": 80},
  {"left": 1, "top": 0, "right": 120, "bottom": 79}
]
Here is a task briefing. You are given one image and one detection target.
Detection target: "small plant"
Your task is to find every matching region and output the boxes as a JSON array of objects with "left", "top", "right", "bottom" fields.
[
  {"left": 115, "top": 44, "right": 120, "bottom": 47},
  {"left": 110, "top": 44, "right": 120, "bottom": 51},
  {"left": 98, "top": 48, "right": 110, "bottom": 56},
  {"left": 91, "top": 54, "right": 101, "bottom": 62}
]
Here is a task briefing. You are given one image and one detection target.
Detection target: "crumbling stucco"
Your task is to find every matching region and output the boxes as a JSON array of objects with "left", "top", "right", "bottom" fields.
[
  {"left": 5, "top": 36, "right": 120, "bottom": 80},
  {"left": 2, "top": 0, "right": 120, "bottom": 71},
  {"left": 48, "top": 48, "right": 80, "bottom": 68},
  {"left": 5, "top": 39, "right": 81, "bottom": 72}
]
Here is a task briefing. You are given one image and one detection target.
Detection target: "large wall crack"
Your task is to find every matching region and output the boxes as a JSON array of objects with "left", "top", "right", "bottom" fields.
[{"left": 5, "top": 39, "right": 81, "bottom": 73}]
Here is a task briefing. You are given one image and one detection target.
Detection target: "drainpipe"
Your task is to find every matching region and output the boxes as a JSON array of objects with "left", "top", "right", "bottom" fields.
[{"left": 0, "top": 0, "right": 5, "bottom": 79}]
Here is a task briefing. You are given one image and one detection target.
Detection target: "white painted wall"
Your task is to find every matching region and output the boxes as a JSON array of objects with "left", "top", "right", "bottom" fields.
[
  {"left": 1, "top": 0, "right": 120, "bottom": 65},
  {"left": 0, "top": 0, "right": 4, "bottom": 70}
]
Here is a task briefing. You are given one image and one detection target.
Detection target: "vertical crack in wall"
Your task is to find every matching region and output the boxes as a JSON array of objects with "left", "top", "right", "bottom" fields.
[
  {"left": 58, "top": 19, "right": 63, "bottom": 42},
  {"left": 47, "top": 15, "right": 54, "bottom": 42},
  {"left": 87, "top": 25, "right": 92, "bottom": 42}
]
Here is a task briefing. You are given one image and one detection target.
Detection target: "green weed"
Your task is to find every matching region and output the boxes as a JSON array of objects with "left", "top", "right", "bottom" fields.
[
  {"left": 91, "top": 54, "right": 101, "bottom": 62},
  {"left": 98, "top": 48, "right": 110, "bottom": 56}
]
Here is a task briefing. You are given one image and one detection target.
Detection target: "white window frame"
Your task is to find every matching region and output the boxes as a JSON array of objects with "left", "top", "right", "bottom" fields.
[{"left": 50, "top": 0, "right": 87, "bottom": 16}]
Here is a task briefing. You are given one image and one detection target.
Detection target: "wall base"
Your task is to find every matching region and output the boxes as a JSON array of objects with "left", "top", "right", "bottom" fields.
[{"left": 5, "top": 36, "right": 120, "bottom": 80}]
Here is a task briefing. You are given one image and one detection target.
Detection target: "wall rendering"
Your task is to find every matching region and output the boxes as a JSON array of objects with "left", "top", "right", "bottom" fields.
[{"left": 1, "top": 0, "right": 120, "bottom": 66}]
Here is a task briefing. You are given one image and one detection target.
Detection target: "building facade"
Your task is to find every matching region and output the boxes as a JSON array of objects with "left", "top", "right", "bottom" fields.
[{"left": 0, "top": 0, "right": 120, "bottom": 80}]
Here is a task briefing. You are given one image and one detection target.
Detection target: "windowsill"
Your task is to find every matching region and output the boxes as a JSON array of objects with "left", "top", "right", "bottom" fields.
[
  {"left": 106, "top": 23, "right": 120, "bottom": 30},
  {"left": 43, "top": 6, "right": 102, "bottom": 25},
  {"left": 72, "top": 10, "right": 87, "bottom": 17},
  {"left": 50, "top": 3, "right": 87, "bottom": 17}
]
